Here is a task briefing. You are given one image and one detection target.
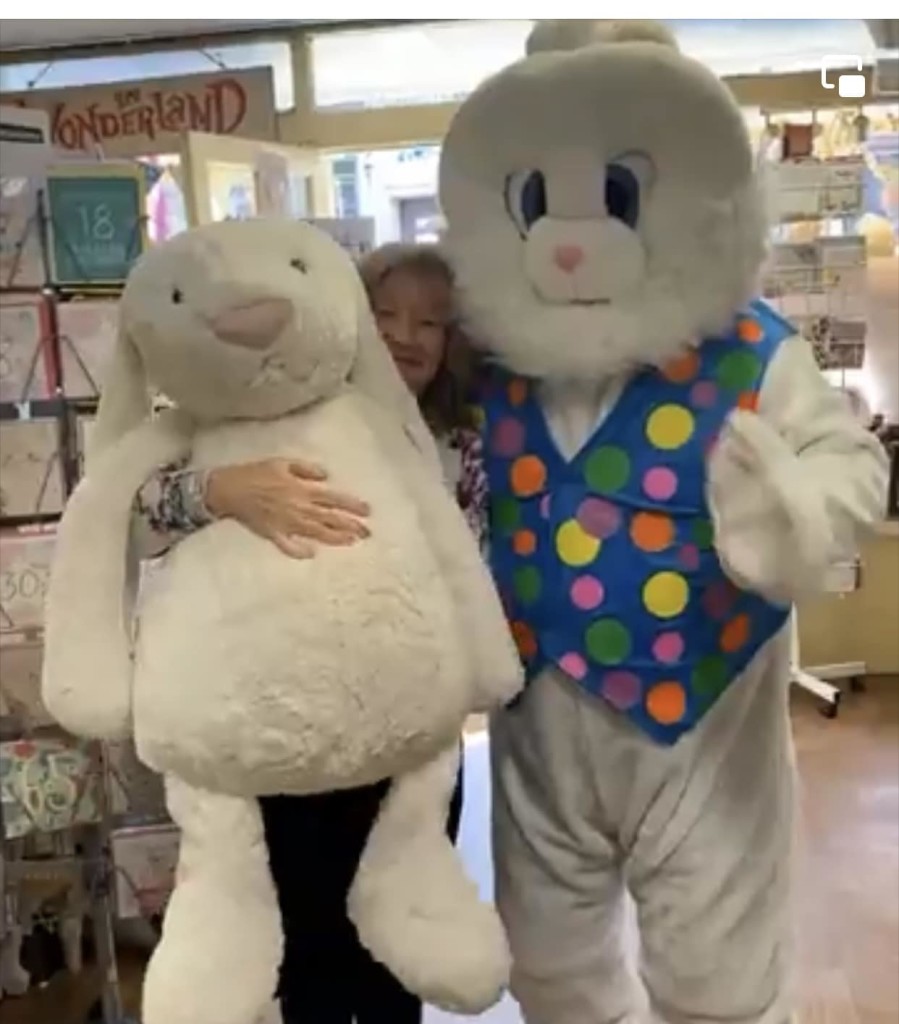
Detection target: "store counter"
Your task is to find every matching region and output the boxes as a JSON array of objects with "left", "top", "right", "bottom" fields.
[{"left": 798, "top": 520, "right": 899, "bottom": 677}]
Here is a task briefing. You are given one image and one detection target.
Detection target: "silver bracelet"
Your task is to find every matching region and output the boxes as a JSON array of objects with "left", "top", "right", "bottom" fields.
[{"left": 182, "top": 468, "right": 214, "bottom": 525}]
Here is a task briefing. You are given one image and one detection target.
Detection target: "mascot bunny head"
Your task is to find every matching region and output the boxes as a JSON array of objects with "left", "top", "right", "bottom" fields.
[{"left": 439, "top": 19, "right": 767, "bottom": 381}]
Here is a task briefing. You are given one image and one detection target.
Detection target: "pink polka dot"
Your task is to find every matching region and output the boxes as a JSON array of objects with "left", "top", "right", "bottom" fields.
[
  {"left": 679, "top": 543, "right": 700, "bottom": 571},
  {"left": 601, "top": 671, "right": 642, "bottom": 710},
  {"left": 577, "top": 497, "right": 621, "bottom": 539},
  {"left": 653, "top": 631, "right": 684, "bottom": 664},
  {"left": 570, "top": 575, "right": 604, "bottom": 610},
  {"left": 539, "top": 494, "right": 552, "bottom": 519},
  {"left": 491, "top": 417, "right": 526, "bottom": 458},
  {"left": 702, "top": 580, "right": 738, "bottom": 620},
  {"left": 642, "top": 466, "right": 678, "bottom": 501},
  {"left": 559, "top": 652, "right": 588, "bottom": 681},
  {"left": 690, "top": 380, "right": 718, "bottom": 409}
]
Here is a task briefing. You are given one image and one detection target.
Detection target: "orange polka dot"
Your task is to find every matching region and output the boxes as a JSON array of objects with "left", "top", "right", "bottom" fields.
[
  {"left": 662, "top": 350, "right": 700, "bottom": 384},
  {"left": 630, "top": 511, "right": 675, "bottom": 553},
  {"left": 508, "top": 378, "right": 528, "bottom": 406},
  {"left": 510, "top": 455, "right": 547, "bottom": 497},
  {"left": 511, "top": 621, "right": 537, "bottom": 659},
  {"left": 513, "top": 529, "right": 537, "bottom": 556},
  {"left": 720, "top": 613, "right": 751, "bottom": 653},
  {"left": 737, "top": 390, "right": 759, "bottom": 411},
  {"left": 737, "top": 318, "right": 764, "bottom": 343},
  {"left": 646, "top": 681, "right": 687, "bottom": 725}
]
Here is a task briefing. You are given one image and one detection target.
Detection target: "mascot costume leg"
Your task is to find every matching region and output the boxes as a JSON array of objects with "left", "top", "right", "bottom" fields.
[{"left": 438, "top": 20, "right": 888, "bottom": 1024}]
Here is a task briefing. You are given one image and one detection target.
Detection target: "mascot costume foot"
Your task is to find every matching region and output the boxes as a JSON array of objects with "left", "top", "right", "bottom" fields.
[
  {"left": 438, "top": 19, "right": 888, "bottom": 1024},
  {"left": 41, "top": 219, "right": 523, "bottom": 1024}
]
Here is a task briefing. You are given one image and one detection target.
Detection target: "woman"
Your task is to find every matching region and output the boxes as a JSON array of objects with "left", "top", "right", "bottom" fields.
[{"left": 135, "top": 243, "right": 487, "bottom": 1024}]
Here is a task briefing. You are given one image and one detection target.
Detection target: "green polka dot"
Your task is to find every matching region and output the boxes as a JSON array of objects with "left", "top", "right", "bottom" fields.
[
  {"left": 514, "top": 566, "right": 542, "bottom": 605},
  {"left": 585, "top": 619, "right": 632, "bottom": 665},
  {"left": 716, "top": 350, "right": 761, "bottom": 391},
  {"left": 492, "top": 497, "right": 520, "bottom": 534},
  {"left": 692, "top": 655, "right": 729, "bottom": 697},
  {"left": 693, "top": 518, "right": 714, "bottom": 550},
  {"left": 584, "top": 446, "right": 631, "bottom": 493}
]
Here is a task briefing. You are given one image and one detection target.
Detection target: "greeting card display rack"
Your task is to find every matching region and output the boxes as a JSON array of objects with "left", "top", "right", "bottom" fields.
[
  {"left": 761, "top": 151, "right": 869, "bottom": 718},
  {"left": 1, "top": 176, "right": 167, "bottom": 1023}
]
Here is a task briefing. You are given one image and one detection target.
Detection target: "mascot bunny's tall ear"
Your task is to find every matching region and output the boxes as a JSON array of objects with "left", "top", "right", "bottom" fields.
[
  {"left": 347, "top": 275, "right": 441, "bottom": 467},
  {"left": 89, "top": 317, "right": 152, "bottom": 462}
]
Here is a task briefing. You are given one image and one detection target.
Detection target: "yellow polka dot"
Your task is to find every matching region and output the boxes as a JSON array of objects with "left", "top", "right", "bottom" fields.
[
  {"left": 646, "top": 405, "right": 695, "bottom": 451},
  {"left": 643, "top": 572, "right": 689, "bottom": 619},
  {"left": 556, "top": 519, "right": 601, "bottom": 567}
]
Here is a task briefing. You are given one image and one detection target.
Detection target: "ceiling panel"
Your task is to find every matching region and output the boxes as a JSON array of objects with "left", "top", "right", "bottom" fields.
[{"left": 0, "top": 19, "right": 335, "bottom": 52}]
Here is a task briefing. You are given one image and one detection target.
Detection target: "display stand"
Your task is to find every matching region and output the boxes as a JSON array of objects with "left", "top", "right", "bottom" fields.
[{"left": 0, "top": 168, "right": 149, "bottom": 1021}]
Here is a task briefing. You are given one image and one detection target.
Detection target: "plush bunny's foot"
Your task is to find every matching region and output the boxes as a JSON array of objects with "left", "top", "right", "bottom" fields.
[
  {"left": 349, "top": 745, "right": 510, "bottom": 1013},
  {"left": 142, "top": 777, "right": 282, "bottom": 1024}
]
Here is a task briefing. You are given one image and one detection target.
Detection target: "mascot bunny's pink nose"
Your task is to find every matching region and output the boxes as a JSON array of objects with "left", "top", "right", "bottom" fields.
[
  {"left": 553, "top": 244, "right": 585, "bottom": 273},
  {"left": 210, "top": 298, "right": 292, "bottom": 349}
]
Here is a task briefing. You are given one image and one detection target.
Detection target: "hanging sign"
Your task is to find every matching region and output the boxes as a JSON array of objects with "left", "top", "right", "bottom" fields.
[
  {"left": 46, "top": 163, "right": 148, "bottom": 287},
  {"left": 2, "top": 68, "right": 277, "bottom": 159}
]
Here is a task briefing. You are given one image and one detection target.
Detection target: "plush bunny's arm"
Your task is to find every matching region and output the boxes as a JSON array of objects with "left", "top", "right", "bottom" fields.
[
  {"left": 43, "top": 412, "right": 193, "bottom": 739},
  {"left": 708, "top": 334, "right": 889, "bottom": 606}
]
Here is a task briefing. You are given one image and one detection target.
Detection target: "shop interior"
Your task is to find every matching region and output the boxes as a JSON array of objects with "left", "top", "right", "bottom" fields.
[{"left": 0, "top": 17, "right": 897, "bottom": 1024}]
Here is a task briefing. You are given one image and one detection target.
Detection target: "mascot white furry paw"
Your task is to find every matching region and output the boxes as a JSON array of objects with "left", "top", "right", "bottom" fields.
[
  {"left": 439, "top": 19, "right": 889, "bottom": 1023},
  {"left": 41, "top": 219, "right": 522, "bottom": 1024}
]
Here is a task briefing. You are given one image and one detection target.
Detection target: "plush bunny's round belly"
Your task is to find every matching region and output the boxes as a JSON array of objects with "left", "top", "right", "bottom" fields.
[{"left": 135, "top": 400, "right": 470, "bottom": 796}]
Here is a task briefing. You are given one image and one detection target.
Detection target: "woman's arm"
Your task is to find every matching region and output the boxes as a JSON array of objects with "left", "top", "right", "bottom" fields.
[
  {"left": 132, "top": 458, "right": 373, "bottom": 561},
  {"left": 132, "top": 462, "right": 213, "bottom": 560}
]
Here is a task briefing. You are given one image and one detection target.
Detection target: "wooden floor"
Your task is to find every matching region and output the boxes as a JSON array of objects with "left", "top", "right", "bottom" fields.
[{"left": 2, "top": 677, "right": 897, "bottom": 1024}]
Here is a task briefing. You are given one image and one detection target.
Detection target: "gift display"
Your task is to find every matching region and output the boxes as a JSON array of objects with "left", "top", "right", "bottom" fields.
[
  {"left": 112, "top": 824, "right": 179, "bottom": 920},
  {"left": 0, "top": 737, "right": 101, "bottom": 840},
  {"left": 0, "top": 296, "right": 55, "bottom": 404},
  {"left": 0, "top": 420, "right": 65, "bottom": 519},
  {"left": 0, "top": 528, "right": 55, "bottom": 638},
  {"left": 0, "top": 175, "right": 46, "bottom": 289},
  {"left": 0, "top": 643, "right": 51, "bottom": 730},
  {"left": 57, "top": 300, "right": 119, "bottom": 399}
]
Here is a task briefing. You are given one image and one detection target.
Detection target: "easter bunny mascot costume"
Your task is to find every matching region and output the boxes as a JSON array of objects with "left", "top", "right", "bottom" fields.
[
  {"left": 438, "top": 19, "right": 888, "bottom": 1024},
  {"left": 41, "top": 219, "right": 522, "bottom": 1024}
]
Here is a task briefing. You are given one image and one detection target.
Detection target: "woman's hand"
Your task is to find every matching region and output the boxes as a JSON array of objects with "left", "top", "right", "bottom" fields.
[{"left": 204, "top": 458, "right": 370, "bottom": 558}]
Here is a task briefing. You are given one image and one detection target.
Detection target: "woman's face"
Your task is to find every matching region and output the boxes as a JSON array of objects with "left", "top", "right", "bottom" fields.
[{"left": 372, "top": 268, "right": 451, "bottom": 396}]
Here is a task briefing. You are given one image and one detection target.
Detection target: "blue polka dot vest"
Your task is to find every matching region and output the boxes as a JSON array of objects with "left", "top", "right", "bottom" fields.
[{"left": 478, "top": 300, "right": 794, "bottom": 745}]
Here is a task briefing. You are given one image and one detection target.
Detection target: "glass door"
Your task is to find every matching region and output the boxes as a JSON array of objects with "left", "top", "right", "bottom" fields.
[{"left": 178, "top": 131, "right": 326, "bottom": 227}]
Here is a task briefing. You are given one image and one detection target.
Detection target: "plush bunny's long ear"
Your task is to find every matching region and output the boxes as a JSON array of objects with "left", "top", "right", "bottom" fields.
[
  {"left": 90, "top": 318, "right": 153, "bottom": 462},
  {"left": 348, "top": 278, "right": 441, "bottom": 469}
]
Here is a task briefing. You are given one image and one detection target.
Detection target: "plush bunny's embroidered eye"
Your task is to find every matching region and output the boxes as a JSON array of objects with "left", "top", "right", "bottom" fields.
[
  {"left": 504, "top": 170, "right": 547, "bottom": 235},
  {"left": 604, "top": 153, "right": 654, "bottom": 230},
  {"left": 172, "top": 288, "right": 183, "bottom": 304},
  {"left": 290, "top": 258, "right": 308, "bottom": 274}
]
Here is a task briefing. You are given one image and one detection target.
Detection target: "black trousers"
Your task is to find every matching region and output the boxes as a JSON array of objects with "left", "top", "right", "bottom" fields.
[{"left": 259, "top": 758, "right": 464, "bottom": 1024}]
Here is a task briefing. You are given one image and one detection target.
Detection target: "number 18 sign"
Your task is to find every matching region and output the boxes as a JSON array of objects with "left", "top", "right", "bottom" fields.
[{"left": 46, "top": 163, "right": 148, "bottom": 288}]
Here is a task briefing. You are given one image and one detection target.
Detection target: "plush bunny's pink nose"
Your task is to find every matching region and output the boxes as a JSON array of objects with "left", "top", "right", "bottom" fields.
[
  {"left": 553, "top": 244, "right": 585, "bottom": 273},
  {"left": 210, "top": 299, "right": 292, "bottom": 350}
]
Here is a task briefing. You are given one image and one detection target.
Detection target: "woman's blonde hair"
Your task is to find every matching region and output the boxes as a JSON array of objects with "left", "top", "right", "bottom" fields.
[{"left": 358, "top": 243, "right": 479, "bottom": 437}]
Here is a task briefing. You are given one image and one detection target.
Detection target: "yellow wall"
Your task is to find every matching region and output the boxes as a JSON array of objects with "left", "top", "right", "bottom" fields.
[{"left": 798, "top": 523, "right": 899, "bottom": 676}]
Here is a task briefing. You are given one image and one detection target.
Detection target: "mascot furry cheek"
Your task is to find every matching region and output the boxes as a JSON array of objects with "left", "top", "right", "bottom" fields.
[{"left": 41, "top": 219, "right": 523, "bottom": 1024}]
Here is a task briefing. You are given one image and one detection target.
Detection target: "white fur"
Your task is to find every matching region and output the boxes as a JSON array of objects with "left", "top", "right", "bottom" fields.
[
  {"left": 42, "top": 219, "right": 523, "bottom": 1023},
  {"left": 440, "top": 27, "right": 768, "bottom": 382}
]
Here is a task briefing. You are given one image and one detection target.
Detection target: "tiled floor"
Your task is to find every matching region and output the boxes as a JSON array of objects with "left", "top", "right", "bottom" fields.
[{"left": 4, "top": 678, "right": 897, "bottom": 1024}]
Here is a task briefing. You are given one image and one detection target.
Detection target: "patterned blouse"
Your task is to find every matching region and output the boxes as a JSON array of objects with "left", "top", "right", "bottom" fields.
[{"left": 134, "top": 426, "right": 489, "bottom": 552}]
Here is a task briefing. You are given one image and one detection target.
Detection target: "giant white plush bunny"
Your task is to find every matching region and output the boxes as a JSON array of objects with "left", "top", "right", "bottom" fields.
[
  {"left": 42, "top": 218, "right": 522, "bottom": 1024},
  {"left": 438, "top": 20, "right": 888, "bottom": 1024}
]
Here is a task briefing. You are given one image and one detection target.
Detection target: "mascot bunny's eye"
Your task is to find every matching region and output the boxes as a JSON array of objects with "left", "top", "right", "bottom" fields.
[
  {"left": 504, "top": 170, "right": 547, "bottom": 235},
  {"left": 604, "top": 164, "right": 641, "bottom": 229}
]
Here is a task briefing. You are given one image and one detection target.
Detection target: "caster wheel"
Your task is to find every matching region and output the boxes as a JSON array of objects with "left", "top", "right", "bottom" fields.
[
  {"left": 820, "top": 692, "right": 841, "bottom": 719},
  {"left": 850, "top": 676, "right": 866, "bottom": 693}
]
